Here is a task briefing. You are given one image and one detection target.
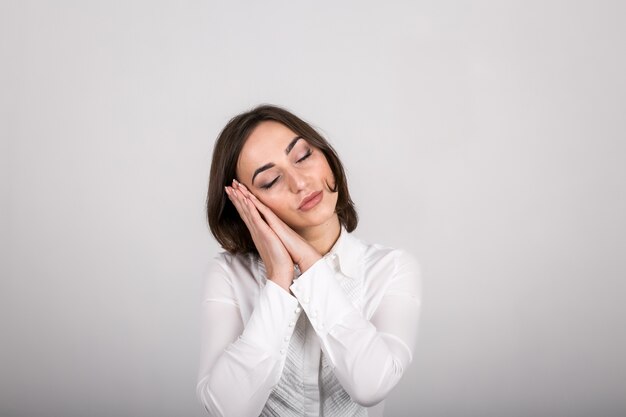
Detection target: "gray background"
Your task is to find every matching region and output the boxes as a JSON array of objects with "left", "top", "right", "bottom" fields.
[{"left": 2, "top": 1, "right": 625, "bottom": 417}]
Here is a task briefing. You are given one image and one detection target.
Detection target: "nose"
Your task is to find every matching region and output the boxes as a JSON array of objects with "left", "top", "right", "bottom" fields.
[{"left": 286, "top": 169, "right": 309, "bottom": 193}]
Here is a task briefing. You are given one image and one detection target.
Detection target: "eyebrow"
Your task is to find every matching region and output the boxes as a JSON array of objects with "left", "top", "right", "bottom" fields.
[{"left": 251, "top": 136, "right": 303, "bottom": 185}]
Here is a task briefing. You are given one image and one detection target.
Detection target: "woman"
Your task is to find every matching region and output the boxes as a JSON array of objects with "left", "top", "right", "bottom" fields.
[{"left": 196, "top": 104, "right": 421, "bottom": 417}]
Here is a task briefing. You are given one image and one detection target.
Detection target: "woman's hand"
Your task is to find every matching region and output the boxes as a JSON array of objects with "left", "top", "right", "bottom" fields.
[
  {"left": 232, "top": 179, "right": 322, "bottom": 273},
  {"left": 225, "top": 181, "right": 294, "bottom": 292}
]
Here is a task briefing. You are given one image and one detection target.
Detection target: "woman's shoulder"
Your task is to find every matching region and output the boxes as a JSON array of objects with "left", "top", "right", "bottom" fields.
[
  {"left": 355, "top": 238, "right": 421, "bottom": 297},
  {"left": 207, "top": 250, "right": 260, "bottom": 278},
  {"left": 355, "top": 234, "right": 420, "bottom": 269}
]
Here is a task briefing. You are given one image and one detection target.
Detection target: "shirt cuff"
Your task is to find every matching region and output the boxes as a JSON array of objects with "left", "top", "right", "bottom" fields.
[
  {"left": 240, "top": 279, "right": 302, "bottom": 358},
  {"left": 289, "top": 257, "right": 355, "bottom": 336}
]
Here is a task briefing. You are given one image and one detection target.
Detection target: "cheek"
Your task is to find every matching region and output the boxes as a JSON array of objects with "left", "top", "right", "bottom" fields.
[
  {"left": 259, "top": 196, "right": 288, "bottom": 215},
  {"left": 322, "top": 164, "right": 336, "bottom": 186},
  {"left": 319, "top": 159, "right": 334, "bottom": 179}
]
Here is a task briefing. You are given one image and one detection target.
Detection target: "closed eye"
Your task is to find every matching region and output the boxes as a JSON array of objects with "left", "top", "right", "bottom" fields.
[
  {"left": 261, "top": 177, "right": 279, "bottom": 189},
  {"left": 298, "top": 149, "right": 312, "bottom": 162},
  {"left": 260, "top": 149, "right": 313, "bottom": 190}
]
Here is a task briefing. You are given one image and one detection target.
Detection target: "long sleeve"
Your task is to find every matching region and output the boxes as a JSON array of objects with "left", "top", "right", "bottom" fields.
[
  {"left": 289, "top": 249, "right": 422, "bottom": 407},
  {"left": 196, "top": 259, "right": 301, "bottom": 417}
]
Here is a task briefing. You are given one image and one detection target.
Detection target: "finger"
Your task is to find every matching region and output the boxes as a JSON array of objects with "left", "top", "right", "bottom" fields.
[
  {"left": 233, "top": 180, "right": 283, "bottom": 227},
  {"left": 225, "top": 187, "right": 246, "bottom": 220},
  {"left": 232, "top": 188, "right": 257, "bottom": 227},
  {"left": 235, "top": 186, "right": 269, "bottom": 220},
  {"left": 232, "top": 180, "right": 275, "bottom": 225},
  {"left": 237, "top": 191, "right": 283, "bottom": 256},
  {"left": 232, "top": 181, "right": 299, "bottom": 256},
  {"left": 243, "top": 194, "right": 273, "bottom": 232},
  {"left": 233, "top": 185, "right": 272, "bottom": 232},
  {"left": 226, "top": 186, "right": 254, "bottom": 228},
  {"left": 250, "top": 196, "right": 287, "bottom": 232},
  {"left": 233, "top": 179, "right": 261, "bottom": 202},
  {"left": 232, "top": 187, "right": 272, "bottom": 242}
]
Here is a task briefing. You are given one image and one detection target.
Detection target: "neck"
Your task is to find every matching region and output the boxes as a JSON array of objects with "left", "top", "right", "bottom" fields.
[{"left": 297, "top": 214, "right": 341, "bottom": 255}]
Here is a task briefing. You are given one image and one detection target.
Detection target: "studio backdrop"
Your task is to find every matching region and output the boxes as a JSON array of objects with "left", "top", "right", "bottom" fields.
[{"left": 1, "top": 1, "right": 625, "bottom": 417}]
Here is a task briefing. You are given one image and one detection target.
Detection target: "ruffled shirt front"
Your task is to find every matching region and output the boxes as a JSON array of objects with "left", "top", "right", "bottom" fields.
[{"left": 196, "top": 227, "right": 422, "bottom": 417}]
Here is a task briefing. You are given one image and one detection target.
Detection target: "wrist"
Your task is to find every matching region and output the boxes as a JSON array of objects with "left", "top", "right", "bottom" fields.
[
  {"left": 297, "top": 254, "right": 322, "bottom": 273},
  {"left": 269, "top": 276, "right": 294, "bottom": 293}
]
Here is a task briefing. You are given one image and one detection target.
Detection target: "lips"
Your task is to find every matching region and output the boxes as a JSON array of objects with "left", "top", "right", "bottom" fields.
[{"left": 298, "top": 191, "right": 323, "bottom": 210}]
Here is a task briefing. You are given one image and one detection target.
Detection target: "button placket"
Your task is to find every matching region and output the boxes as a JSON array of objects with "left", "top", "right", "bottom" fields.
[{"left": 281, "top": 303, "right": 302, "bottom": 355}]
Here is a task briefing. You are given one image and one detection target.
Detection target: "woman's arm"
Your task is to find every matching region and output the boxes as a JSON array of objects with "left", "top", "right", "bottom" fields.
[
  {"left": 198, "top": 182, "right": 307, "bottom": 416},
  {"left": 196, "top": 260, "right": 302, "bottom": 417},
  {"left": 289, "top": 249, "right": 422, "bottom": 407},
  {"left": 228, "top": 180, "right": 422, "bottom": 406}
]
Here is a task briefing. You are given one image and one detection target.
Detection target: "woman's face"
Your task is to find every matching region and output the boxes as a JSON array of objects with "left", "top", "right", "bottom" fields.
[{"left": 235, "top": 121, "right": 338, "bottom": 231}]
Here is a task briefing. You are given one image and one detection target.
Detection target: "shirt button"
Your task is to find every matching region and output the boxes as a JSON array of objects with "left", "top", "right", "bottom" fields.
[
  {"left": 295, "top": 307, "right": 301, "bottom": 314},
  {"left": 283, "top": 336, "right": 289, "bottom": 342},
  {"left": 280, "top": 349, "right": 286, "bottom": 355},
  {"left": 289, "top": 321, "right": 295, "bottom": 327},
  {"left": 303, "top": 297, "right": 310, "bottom": 304}
]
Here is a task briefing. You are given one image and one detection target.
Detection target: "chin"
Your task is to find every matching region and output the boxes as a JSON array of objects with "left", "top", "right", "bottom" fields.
[{"left": 291, "top": 204, "right": 337, "bottom": 229}]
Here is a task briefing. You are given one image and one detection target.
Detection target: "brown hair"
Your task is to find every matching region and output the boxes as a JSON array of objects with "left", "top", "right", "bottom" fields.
[{"left": 206, "top": 104, "right": 358, "bottom": 256}]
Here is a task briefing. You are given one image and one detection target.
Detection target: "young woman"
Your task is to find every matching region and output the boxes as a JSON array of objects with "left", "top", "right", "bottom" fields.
[{"left": 196, "top": 105, "right": 422, "bottom": 417}]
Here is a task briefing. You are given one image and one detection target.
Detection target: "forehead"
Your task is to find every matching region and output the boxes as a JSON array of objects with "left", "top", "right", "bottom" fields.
[{"left": 238, "top": 121, "right": 299, "bottom": 166}]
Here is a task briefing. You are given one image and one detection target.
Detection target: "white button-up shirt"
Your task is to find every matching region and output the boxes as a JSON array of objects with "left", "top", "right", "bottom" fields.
[{"left": 196, "top": 226, "right": 422, "bottom": 417}]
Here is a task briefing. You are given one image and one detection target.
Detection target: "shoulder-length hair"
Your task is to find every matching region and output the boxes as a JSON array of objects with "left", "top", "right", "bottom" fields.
[{"left": 206, "top": 104, "right": 358, "bottom": 256}]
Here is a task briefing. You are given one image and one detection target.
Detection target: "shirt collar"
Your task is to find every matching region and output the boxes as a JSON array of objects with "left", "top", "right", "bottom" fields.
[{"left": 322, "top": 225, "right": 366, "bottom": 279}]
